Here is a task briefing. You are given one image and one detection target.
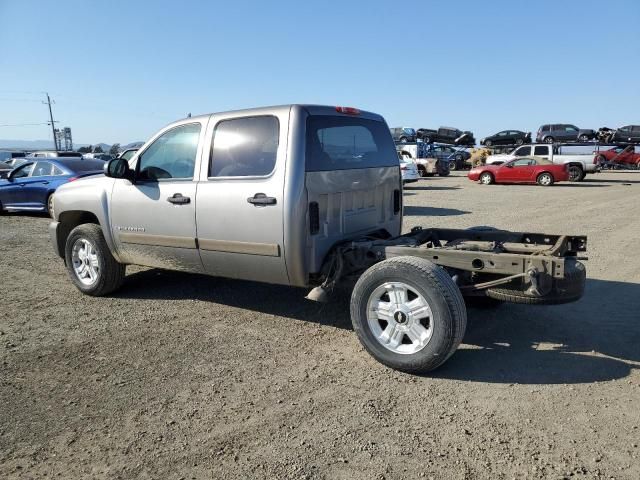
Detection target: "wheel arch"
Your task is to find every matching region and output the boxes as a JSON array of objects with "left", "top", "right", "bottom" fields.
[{"left": 55, "top": 210, "right": 120, "bottom": 262}]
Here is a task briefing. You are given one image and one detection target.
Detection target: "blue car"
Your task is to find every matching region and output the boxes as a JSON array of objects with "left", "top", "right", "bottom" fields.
[{"left": 0, "top": 157, "right": 104, "bottom": 216}]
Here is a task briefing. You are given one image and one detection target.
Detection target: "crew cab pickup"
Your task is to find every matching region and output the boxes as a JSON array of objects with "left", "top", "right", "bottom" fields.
[
  {"left": 49, "top": 105, "right": 587, "bottom": 374},
  {"left": 485, "top": 143, "right": 598, "bottom": 181}
]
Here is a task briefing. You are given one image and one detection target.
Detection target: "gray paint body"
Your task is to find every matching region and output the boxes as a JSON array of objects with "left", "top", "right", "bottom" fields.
[{"left": 51, "top": 105, "right": 402, "bottom": 288}]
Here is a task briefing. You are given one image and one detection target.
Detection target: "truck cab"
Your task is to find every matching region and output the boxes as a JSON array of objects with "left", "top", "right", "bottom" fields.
[{"left": 51, "top": 105, "right": 402, "bottom": 288}]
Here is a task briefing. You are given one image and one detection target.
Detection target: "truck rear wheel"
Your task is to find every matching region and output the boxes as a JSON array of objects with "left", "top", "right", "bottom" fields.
[
  {"left": 350, "top": 256, "right": 467, "bottom": 373},
  {"left": 64, "top": 223, "right": 126, "bottom": 296},
  {"left": 567, "top": 165, "right": 585, "bottom": 182}
]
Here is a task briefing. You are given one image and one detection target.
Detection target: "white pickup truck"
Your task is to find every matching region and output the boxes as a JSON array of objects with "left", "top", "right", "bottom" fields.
[{"left": 485, "top": 144, "right": 598, "bottom": 181}]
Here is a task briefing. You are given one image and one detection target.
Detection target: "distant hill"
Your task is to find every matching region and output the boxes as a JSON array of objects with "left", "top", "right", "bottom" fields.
[{"left": 0, "top": 139, "right": 145, "bottom": 152}]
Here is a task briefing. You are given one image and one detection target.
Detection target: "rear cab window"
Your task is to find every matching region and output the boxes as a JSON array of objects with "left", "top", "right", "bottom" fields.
[{"left": 305, "top": 116, "right": 398, "bottom": 171}]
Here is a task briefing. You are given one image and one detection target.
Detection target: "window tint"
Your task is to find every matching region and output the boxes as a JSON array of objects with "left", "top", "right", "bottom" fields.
[
  {"left": 514, "top": 146, "right": 531, "bottom": 156},
  {"left": 541, "top": 125, "right": 549, "bottom": 132},
  {"left": 533, "top": 146, "right": 549, "bottom": 155},
  {"left": 138, "top": 123, "right": 201, "bottom": 181},
  {"left": 632, "top": 126, "right": 640, "bottom": 132},
  {"left": 306, "top": 116, "right": 398, "bottom": 171},
  {"left": 498, "top": 131, "right": 507, "bottom": 136},
  {"left": 565, "top": 126, "right": 578, "bottom": 132},
  {"left": 12, "top": 163, "right": 34, "bottom": 178},
  {"left": 52, "top": 165, "right": 65, "bottom": 176},
  {"left": 210, "top": 116, "right": 279, "bottom": 177},
  {"left": 620, "top": 126, "right": 631, "bottom": 132},
  {"left": 32, "top": 161, "right": 54, "bottom": 176}
]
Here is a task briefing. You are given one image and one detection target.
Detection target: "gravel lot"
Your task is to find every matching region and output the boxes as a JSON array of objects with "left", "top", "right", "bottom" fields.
[{"left": 1, "top": 171, "right": 639, "bottom": 479}]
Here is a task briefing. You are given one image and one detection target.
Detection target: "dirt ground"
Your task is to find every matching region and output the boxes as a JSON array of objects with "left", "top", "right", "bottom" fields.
[{"left": 1, "top": 171, "right": 639, "bottom": 479}]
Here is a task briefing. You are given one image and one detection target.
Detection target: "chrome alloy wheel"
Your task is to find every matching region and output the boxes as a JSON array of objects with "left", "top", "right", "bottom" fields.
[
  {"left": 366, "top": 282, "right": 434, "bottom": 355},
  {"left": 539, "top": 173, "right": 553, "bottom": 185},
  {"left": 71, "top": 238, "right": 100, "bottom": 286}
]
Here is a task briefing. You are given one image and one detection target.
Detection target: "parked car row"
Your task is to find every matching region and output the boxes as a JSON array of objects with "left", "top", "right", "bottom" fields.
[{"left": 391, "top": 123, "right": 640, "bottom": 149}]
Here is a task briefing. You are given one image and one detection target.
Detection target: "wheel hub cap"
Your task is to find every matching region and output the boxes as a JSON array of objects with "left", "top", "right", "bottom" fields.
[
  {"left": 366, "top": 282, "right": 434, "bottom": 355},
  {"left": 71, "top": 238, "right": 99, "bottom": 286}
]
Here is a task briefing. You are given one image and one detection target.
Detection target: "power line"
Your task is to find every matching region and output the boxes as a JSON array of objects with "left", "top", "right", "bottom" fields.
[{"left": 0, "top": 122, "right": 52, "bottom": 127}]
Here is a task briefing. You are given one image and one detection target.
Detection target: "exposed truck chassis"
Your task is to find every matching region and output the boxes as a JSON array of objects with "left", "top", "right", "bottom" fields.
[{"left": 313, "top": 227, "right": 587, "bottom": 305}]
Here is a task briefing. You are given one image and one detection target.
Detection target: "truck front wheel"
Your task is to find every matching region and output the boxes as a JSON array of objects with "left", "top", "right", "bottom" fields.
[
  {"left": 64, "top": 223, "right": 126, "bottom": 296},
  {"left": 350, "top": 257, "right": 467, "bottom": 373}
]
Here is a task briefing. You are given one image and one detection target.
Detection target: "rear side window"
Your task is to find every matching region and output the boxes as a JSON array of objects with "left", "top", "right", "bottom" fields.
[
  {"left": 210, "top": 116, "right": 279, "bottom": 177},
  {"left": 533, "top": 146, "right": 549, "bottom": 155},
  {"left": 306, "top": 116, "right": 398, "bottom": 171}
]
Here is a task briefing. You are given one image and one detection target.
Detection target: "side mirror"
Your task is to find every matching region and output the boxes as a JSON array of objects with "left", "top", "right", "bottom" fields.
[
  {"left": 104, "top": 157, "right": 133, "bottom": 181},
  {"left": 505, "top": 163, "right": 513, "bottom": 168}
]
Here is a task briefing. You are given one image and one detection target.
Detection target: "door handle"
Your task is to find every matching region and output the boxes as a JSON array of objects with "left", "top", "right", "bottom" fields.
[
  {"left": 167, "top": 193, "right": 191, "bottom": 205},
  {"left": 247, "top": 193, "right": 277, "bottom": 206},
  {"left": 41, "top": 181, "right": 49, "bottom": 185}
]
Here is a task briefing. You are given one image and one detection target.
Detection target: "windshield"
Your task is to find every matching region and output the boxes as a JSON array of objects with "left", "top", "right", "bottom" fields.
[{"left": 305, "top": 116, "right": 398, "bottom": 171}]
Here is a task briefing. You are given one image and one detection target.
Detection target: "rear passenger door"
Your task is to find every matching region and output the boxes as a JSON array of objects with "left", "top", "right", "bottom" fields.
[
  {"left": 195, "top": 110, "right": 289, "bottom": 285},
  {"left": 533, "top": 145, "right": 550, "bottom": 160}
]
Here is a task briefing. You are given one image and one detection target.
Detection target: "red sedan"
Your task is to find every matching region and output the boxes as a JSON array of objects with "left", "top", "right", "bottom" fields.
[
  {"left": 595, "top": 146, "right": 640, "bottom": 167},
  {"left": 468, "top": 157, "right": 570, "bottom": 186}
]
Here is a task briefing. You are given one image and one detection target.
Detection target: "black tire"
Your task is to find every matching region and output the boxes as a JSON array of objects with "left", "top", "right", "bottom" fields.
[
  {"left": 567, "top": 165, "right": 584, "bottom": 182},
  {"left": 399, "top": 137, "right": 407, "bottom": 143},
  {"left": 350, "top": 256, "right": 467, "bottom": 373},
  {"left": 479, "top": 172, "right": 494, "bottom": 185},
  {"left": 536, "top": 172, "right": 554, "bottom": 186},
  {"left": 544, "top": 136, "right": 555, "bottom": 144},
  {"left": 417, "top": 166, "right": 426, "bottom": 177},
  {"left": 64, "top": 223, "right": 126, "bottom": 296},
  {"left": 439, "top": 168, "right": 450, "bottom": 177},
  {"left": 579, "top": 134, "right": 589, "bottom": 142},
  {"left": 449, "top": 160, "right": 457, "bottom": 171},
  {"left": 515, "top": 138, "right": 524, "bottom": 145},
  {"left": 485, "top": 140, "right": 492, "bottom": 147},
  {"left": 596, "top": 154, "right": 607, "bottom": 165},
  {"left": 487, "top": 260, "right": 585, "bottom": 305}
]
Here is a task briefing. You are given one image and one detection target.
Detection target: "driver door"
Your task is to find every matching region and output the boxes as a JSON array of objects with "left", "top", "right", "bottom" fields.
[
  {"left": 110, "top": 120, "right": 207, "bottom": 272},
  {"left": 500, "top": 158, "right": 534, "bottom": 182}
]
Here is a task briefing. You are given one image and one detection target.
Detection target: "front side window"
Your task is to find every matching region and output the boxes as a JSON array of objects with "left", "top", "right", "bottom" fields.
[
  {"left": 12, "top": 163, "right": 34, "bottom": 178},
  {"left": 512, "top": 158, "right": 534, "bottom": 167},
  {"left": 514, "top": 146, "right": 531, "bottom": 156},
  {"left": 620, "top": 126, "right": 631, "bottom": 132},
  {"left": 138, "top": 123, "right": 201, "bottom": 181},
  {"left": 306, "top": 116, "right": 398, "bottom": 171},
  {"left": 210, "top": 116, "right": 279, "bottom": 177}
]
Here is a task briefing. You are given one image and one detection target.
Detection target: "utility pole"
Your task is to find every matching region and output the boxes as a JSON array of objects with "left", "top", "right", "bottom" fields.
[{"left": 43, "top": 93, "right": 58, "bottom": 151}]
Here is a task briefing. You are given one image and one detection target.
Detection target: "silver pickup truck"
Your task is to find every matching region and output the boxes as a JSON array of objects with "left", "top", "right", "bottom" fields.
[{"left": 49, "top": 104, "right": 587, "bottom": 373}]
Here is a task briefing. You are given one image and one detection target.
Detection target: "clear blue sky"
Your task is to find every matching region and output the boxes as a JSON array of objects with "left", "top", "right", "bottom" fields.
[{"left": 0, "top": 0, "right": 638, "bottom": 145}]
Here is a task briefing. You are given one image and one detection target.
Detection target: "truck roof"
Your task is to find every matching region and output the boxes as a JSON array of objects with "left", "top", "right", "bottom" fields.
[{"left": 173, "top": 104, "right": 385, "bottom": 125}]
